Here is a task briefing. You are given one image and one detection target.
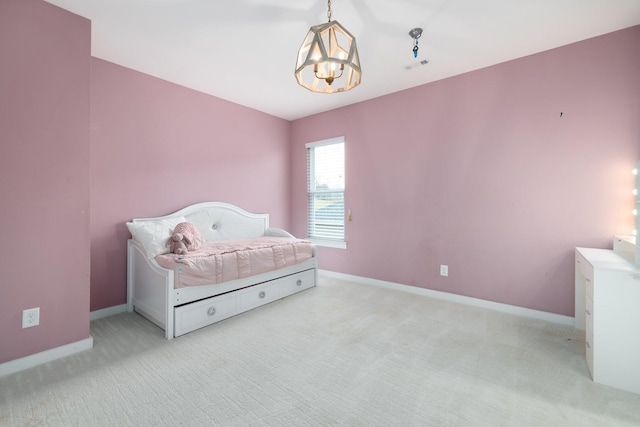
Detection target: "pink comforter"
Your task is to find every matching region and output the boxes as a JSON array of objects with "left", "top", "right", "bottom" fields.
[{"left": 155, "top": 237, "right": 313, "bottom": 288}]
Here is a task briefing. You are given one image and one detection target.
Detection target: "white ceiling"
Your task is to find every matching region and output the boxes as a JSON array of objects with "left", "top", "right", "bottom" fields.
[{"left": 45, "top": 0, "right": 640, "bottom": 121}]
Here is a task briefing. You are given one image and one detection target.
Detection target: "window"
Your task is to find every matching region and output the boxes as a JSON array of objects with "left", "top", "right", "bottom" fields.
[{"left": 307, "top": 137, "right": 346, "bottom": 248}]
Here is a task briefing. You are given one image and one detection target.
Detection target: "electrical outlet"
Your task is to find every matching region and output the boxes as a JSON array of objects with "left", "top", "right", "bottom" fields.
[
  {"left": 22, "top": 307, "right": 40, "bottom": 328},
  {"left": 440, "top": 265, "right": 449, "bottom": 277}
]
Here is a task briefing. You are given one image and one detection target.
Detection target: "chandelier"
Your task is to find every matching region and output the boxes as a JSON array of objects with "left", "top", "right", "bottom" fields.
[{"left": 295, "top": 0, "right": 362, "bottom": 93}]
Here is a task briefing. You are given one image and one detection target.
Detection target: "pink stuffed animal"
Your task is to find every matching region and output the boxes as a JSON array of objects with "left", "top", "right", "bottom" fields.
[
  {"left": 166, "top": 222, "right": 202, "bottom": 254},
  {"left": 167, "top": 233, "right": 190, "bottom": 255}
]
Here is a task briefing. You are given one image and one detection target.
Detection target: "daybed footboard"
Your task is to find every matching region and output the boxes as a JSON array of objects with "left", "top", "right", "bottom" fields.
[{"left": 127, "top": 239, "right": 176, "bottom": 338}]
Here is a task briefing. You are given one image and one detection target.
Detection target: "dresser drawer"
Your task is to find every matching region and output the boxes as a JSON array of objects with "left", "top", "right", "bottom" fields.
[
  {"left": 585, "top": 293, "right": 593, "bottom": 331},
  {"left": 585, "top": 323, "right": 594, "bottom": 379},
  {"left": 576, "top": 251, "right": 594, "bottom": 282},
  {"left": 278, "top": 269, "right": 315, "bottom": 296},
  {"left": 585, "top": 277, "right": 594, "bottom": 300},
  {"left": 174, "top": 292, "right": 238, "bottom": 336}
]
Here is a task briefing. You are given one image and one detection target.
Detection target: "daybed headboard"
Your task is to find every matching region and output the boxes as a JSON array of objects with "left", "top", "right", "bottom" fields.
[
  {"left": 127, "top": 202, "right": 270, "bottom": 259},
  {"left": 135, "top": 202, "right": 269, "bottom": 241}
]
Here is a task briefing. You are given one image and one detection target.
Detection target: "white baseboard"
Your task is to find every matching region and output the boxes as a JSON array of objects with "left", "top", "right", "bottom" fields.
[
  {"left": 1, "top": 303, "right": 126, "bottom": 378},
  {"left": 0, "top": 336, "right": 94, "bottom": 378},
  {"left": 319, "top": 270, "right": 574, "bottom": 326},
  {"left": 90, "top": 304, "right": 127, "bottom": 321}
]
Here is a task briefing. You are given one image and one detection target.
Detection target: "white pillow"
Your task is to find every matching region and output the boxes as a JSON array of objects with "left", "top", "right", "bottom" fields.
[{"left": 126, "top": 216, "right": 187, "bottom": 259}]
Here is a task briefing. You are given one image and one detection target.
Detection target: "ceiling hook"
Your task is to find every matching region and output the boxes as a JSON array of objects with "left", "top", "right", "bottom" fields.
[{"left": 409, "top": 28, "right": 423, "bottom": 57}]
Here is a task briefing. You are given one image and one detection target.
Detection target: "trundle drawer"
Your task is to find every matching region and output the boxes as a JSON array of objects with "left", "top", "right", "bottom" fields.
[
  {"left": 279, "top": 269, "right": 315, "bottom": 295},
  {"left": 174, "top": 292, "right": 238, "bottom": 336},
  {"left": 238, "top": 280, "right": 281, "bottom": 311}
]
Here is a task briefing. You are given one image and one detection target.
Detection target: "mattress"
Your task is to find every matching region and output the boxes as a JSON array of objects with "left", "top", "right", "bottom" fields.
[{"left": 155, "top": 236, "right": 313, "bottom": 288}]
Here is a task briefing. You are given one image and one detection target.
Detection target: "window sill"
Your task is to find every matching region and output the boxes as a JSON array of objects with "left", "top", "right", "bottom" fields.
[{"left": 309, "top": 239, "right": 347, "bottom": 249}]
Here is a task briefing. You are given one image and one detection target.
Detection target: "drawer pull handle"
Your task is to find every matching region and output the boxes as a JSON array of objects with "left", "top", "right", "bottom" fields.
[
  {"left": 585, "top": 309, "right": 591, "bottom": 316},
  {"left": 296, "top": 280, "right": 302, "bottom": 286},
  {"left": 207, "top": 307, "right": 216, "bottom": 316},
  {"left": 585, "top": 278, "right": 592, "bottom": 283},
  {"left": 259, "top": 291, "right": 266, "bottom": 299},
  {"left": 586, "top": 341, "right": 591, "bottom": 349}
]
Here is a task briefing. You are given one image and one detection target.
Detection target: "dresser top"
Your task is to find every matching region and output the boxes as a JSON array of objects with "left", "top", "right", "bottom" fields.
[{"left": 576, "top": 247, "right": 640, "bottom": 273}]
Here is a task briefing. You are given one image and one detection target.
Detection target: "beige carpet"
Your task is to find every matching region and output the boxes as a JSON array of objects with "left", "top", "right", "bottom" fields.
[{"left": 2, "top": 274, "right": 639, "bottom": 426}]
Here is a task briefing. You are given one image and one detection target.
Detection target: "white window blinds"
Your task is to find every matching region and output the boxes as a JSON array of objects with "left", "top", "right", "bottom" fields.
[{"left": 307, "top": 137, "right": 345, "bottom": 243}]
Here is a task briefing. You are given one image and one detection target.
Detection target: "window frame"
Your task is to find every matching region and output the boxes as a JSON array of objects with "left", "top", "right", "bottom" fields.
[{"left": 306, "top": 137, "right": 347, "bottom": 249}]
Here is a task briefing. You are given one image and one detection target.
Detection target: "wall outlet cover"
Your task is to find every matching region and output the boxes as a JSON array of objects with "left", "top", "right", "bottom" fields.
[
  {"left": 22, "top": 307, "right": 40, "bottom": 328},
  {"left": 440, "top": 265, "right": 449, "bottom": 277}
]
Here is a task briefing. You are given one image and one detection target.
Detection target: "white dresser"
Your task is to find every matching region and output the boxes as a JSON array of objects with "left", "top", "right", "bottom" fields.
[{"left": 575, "top": 243, "right": 640, "bottom": 394}]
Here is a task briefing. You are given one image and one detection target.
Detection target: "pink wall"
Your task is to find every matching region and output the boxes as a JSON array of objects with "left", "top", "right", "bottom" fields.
[
  {"left": 90, "top": 59, "right": 291, "bottom": 310},
  {"left": 2, "top": 0, "right": 637, "bottom": 368},
  {"left": 290, "top": 26, "right": 640, "bottom": 317},
  {"left": 0, "top": 0, "right": 91, "bottom": 363}
]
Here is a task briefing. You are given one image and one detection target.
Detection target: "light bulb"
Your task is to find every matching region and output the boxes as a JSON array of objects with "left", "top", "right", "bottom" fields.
[
  {"left": 633, "top": 168, "right": 638, "bottom": 176},
  {"left": 633, "top": 209, "right": 638, "bottom": 216},
  {"left": 633, "top": 229, "right": 637, "bottom": 236},
  {"left": 633, "top": 189, "right": 638, "bottom": 196}
]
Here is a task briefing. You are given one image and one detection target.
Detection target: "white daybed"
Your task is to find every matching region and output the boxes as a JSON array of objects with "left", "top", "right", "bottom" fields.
[{"left": 126, "top": 202, "right": 317, "bottom": 339}]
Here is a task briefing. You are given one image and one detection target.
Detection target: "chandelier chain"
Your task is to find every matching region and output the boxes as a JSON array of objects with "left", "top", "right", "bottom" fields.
[{"left": 327, "top": 0, "right": 332, "bottom": 22}]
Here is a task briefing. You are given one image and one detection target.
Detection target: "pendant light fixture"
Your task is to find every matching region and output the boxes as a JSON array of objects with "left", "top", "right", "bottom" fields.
[{"left": 295, "top": 0, "right": 362, "bottom": 93}]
